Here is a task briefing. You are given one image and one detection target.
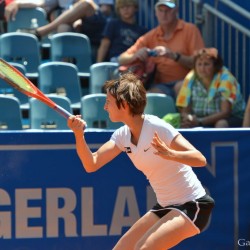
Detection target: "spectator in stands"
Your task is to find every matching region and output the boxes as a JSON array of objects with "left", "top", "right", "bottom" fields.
[
  {"left": 71, "top": 0, "right": 115, "bottom": 41},
  {"left": 176, "top": 47, "right": 245, "bottom": 128},
  {"left": 242, "top": 96, "right": 250, "bottom": 127},
  {"left": 67, "top": 72, "right": 215, "bottom": 250},
  {"left": 96, "top": 0, "right": 147, "bottom": 63},
  {"left": 10, "top": 0, "right": 114, "bottom": 51},
  {"left": 118, "top": 0, "right": 205, "bottom": 99},
  {"left": 4, "top": 0, "right": 78, "bottom": 22}
]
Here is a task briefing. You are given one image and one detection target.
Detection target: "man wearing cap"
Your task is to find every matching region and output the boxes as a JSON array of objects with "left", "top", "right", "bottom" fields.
[{"left": 119, "top": 0, "right": 205, "bottom": 99}]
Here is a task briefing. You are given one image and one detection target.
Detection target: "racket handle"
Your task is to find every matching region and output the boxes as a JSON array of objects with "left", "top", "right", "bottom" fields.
[{"left": 54, "top": 105, "right": 72, "bottom": 119}]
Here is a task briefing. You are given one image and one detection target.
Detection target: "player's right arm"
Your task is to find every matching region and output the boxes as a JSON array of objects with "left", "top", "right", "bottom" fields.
[{"left": 68, "top": 116, "right": 121, "bottom": 173}]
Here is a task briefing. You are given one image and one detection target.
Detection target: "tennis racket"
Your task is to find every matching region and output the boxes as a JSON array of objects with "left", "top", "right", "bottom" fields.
[{"left": 0, "top": 58, "right": 72, "bottom": 119}]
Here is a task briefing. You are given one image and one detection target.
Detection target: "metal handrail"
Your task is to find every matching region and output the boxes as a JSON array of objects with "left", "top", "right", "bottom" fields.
[
  {"left": 203, "top": 4, "right": 250, "bottom": 36},
  {"left": 218, "top": 0, "right": 250, "bottom": 20}
]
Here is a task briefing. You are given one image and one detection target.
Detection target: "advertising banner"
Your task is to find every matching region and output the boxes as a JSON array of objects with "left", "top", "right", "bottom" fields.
[{"left": 0, "top": 129, "right": 249, "bottom": 250}]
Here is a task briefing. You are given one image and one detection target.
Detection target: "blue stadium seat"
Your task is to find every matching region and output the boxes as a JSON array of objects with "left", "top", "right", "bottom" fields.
[
  {"left": 0, "top": 32, "right": 41, "bottom": 78},
  {"left": 38, "top": 61, "right": 82, "bottom": 110},
  {"left": 50, "top": 32, "right": 92, "bottom": 79},
  {"left": 7, "top": 7, "right": 50, "bottom": 48},
  {"left": 90, "top": 62, "right": 119, "bottom": 94},
  {"left": 81, "top": 94, "right": 122, "bottom": 129},
  {"left": 0, "top": 95, "right": 23, "bottom": 130},
  {"left": 29, "top": 94, "right": 72, "bottom": 130},
  {"left": 144, "top": 93, "right": 177, "bottom": 118}
]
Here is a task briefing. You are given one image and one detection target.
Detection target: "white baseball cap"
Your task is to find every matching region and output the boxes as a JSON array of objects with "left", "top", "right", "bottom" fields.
[{"left": 155, "top": 0, "right": 176, "bottom": 9}]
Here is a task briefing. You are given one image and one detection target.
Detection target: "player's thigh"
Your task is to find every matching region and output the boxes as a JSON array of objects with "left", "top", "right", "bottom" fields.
[
  {"left": 135, "top": 209, "right": 199, "bottom": 250},
  {"left": 113, "top": 212, "right": 159, "bottom": 250}
]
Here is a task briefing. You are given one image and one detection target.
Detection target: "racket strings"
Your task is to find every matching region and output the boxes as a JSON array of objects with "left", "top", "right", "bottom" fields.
[{"left": 0, "top": 61, "right": 35, "bottom": 93}]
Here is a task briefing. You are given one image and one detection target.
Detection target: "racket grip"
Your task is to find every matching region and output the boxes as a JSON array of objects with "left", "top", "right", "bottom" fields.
[{"left": 54, "top": 105, "right": 72, "bottom": 119}]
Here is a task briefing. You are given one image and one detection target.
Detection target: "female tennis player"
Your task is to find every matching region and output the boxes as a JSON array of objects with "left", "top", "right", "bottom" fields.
[{"left": 67, "top": 72, "right": 215, "bottom": 250}]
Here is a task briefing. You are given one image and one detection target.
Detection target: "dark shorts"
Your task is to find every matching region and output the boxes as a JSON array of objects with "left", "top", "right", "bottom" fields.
[
  {"left": 226, "top": 115, "right": 243, "bottom": 127},
  {"left": 202, "top": 115, "right": 243, "bottom": 128},
  {"left": 150, "top": 194, "right": 215, "bottom": 232}
]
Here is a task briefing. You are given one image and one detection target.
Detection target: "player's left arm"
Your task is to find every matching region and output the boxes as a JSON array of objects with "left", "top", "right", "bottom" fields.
[{"left": 151, "top": 132, "right": 206, "bottom": 167}]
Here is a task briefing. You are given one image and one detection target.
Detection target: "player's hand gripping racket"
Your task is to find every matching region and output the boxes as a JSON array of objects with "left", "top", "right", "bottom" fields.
[{"left": 0, "top": 58, "right": 72, "bottom": 119}]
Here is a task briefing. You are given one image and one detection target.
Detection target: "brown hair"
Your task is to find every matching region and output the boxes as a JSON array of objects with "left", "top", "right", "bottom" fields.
[
  {"left": 103, "top": 72, "right": 146, "bottom": 116},
  {"left": 115, "top": 0, "right": 138, "bottom": 13},
  {"left": 194, "top": 48, "right": 224, "bottom": 74}
]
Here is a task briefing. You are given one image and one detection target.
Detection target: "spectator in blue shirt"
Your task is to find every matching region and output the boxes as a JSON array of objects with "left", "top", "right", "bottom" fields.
[{"left": 96, "top": 0, "right": 148, "bottom": 62}]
